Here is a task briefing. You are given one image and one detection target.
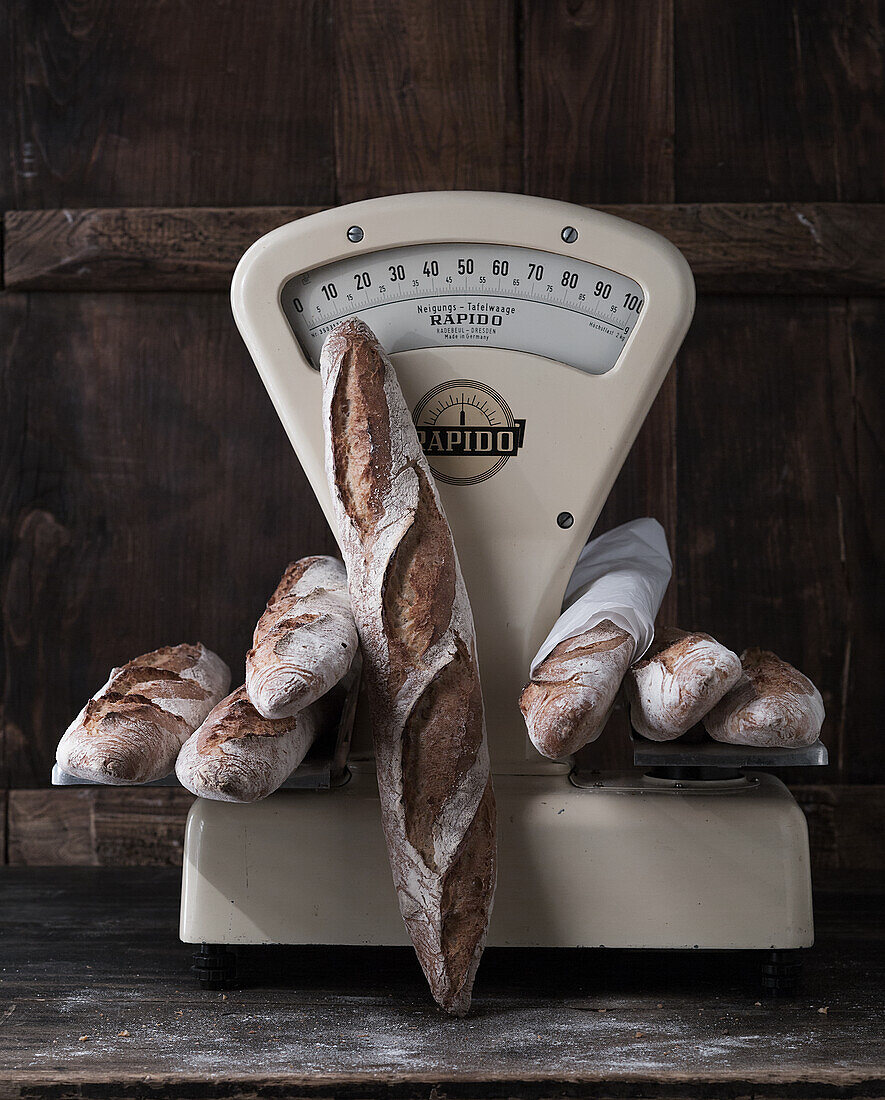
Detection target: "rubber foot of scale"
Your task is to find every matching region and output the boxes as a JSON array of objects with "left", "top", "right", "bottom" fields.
[
  {"left": 191, "top": 943, "right": 239, "bottom": 990},
  {"left": 760, "top": 949, "right": 803, "bottom": 997}
]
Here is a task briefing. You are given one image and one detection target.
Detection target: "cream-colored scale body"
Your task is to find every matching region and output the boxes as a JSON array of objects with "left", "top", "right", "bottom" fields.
[{"left": 180, "top": 193, "right": 814, "bottom": 953}]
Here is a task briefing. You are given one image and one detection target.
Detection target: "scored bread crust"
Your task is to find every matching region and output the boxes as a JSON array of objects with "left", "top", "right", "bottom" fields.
[
  {"left": 320, "top": 318, "right": 495, "bottom": 1017},
  {"left": 704, "top": 647, "right": 825, "bottom": 747},
  {"left": 175, "top": 685, "right": 324, "bottom": 802},
  {"left": 519, "top": 620, "right": 634, "bottom": 758},
  {"left": 624, "top": 627, "right": 742, "bottom": 741},
  {"left": 245, "top": 556, "right": 358, "bottom": 719},
  {"left": 56, "top": 644, "right": 231, "bottom": 784}
]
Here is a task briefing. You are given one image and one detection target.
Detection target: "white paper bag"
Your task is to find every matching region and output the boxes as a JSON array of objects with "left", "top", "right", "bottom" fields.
[{"left": 530, "top": 518, "right": 672, "bottom": 675}]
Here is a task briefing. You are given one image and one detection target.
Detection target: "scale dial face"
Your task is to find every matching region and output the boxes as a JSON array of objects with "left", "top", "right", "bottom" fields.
[{"left": 281, "top": 241, "right": 645, "bottom": 375}]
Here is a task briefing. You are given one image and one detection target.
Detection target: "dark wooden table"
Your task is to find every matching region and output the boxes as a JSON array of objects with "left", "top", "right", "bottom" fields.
[{"left": 0, "top": 868, "right": 882, "bottom": 1098}]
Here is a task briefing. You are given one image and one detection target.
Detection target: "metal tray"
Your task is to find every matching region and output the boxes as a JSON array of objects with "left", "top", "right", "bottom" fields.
[{"left": 630, "top": 732, "right": 828, "bottom": 769}]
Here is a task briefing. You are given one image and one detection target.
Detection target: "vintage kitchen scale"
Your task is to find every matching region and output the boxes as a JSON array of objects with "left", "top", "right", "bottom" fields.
[{"left": 157, "top": 193, "right": 828, "bottom": 989}]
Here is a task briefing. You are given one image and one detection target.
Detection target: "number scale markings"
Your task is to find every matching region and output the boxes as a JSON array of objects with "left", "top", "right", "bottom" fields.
[
  {"left": 282, "top": 242, "right": 645, "bottom": 375},
  {"left": 309, "top": 290, "right": 629, "bottom": 333}
]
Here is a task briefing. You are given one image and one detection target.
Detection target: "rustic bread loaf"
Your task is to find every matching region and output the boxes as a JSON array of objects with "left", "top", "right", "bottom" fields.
[
  {"left": 320, "top": 318, "right": 495, "bottom": 1017},
  {"left": 704, "top": 647, "right": 825, "bottom": 747},
  {"left": 56, "top": 644, "right": 230, "bottom": 784},
  {"left": 246, "top": 556, "right": 357, "bottom": 719},
  {"left": 519, "top": 620, "right": 634, "bottom": 758},
  {"left": 624, "top": 627, "right": 741, "bottom": 740},
  {"left": 175, "top": 685, "right": 328, "bottom": 802}
]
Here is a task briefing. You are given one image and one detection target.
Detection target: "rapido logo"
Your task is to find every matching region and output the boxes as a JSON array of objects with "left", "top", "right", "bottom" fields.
[{"left": 412, "top": 380, "right": 526, "bottom": 486}]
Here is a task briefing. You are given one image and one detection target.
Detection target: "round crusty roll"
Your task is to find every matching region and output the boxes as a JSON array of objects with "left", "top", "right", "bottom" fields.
[
  {"left": 519, "top": 620, "right": 635, "bottom": 759},
  {"left": 321, "top": 317, "right": 495, "bottom": 1018},
  {"left": 624, "top": 627, "right": 741, "bottom": 741},
  {"left": 175, "top": 685, "right": 328, "bottom": 802},
  {"left": 245, "top": 556, "right": 357, "bottom": 720},
  {"left": 56, "top": 644, "right": 230, "bottom": 784},
  {"left": 704, "top": 647, "right": 825, "bottom": 747}
]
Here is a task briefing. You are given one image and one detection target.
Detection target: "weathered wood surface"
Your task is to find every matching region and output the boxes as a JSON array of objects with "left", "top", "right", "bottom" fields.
[
  {"left": 0, "top": 867, "right": 882, "bottom": 1094},
  {"left": 1, "top": 0, "right": 334, "bottom": 209},
  {"left": 0, "top": 293, "right": 335, "bottom": 788},
  {"left": 7, "top": 788, "right": 193, "bottom": 866},
  {"left": 3, "top": 1, "right": 881, "bottom": 211},
  {"left": 843, "top": 300, "right": 885, "bottom": 784},
  {"left": 674, "top": 0, "right": 885, "bottom": 202},
  {"left": 3, "top": 206, "right": 322, "bottom": 290},
  {"left": 794, "top": 785, "right": 885, "bottom": 876},
  {"left": 523, "top": 0, "right": 674, "bottom": 203},
  {"left": 334, "top": 0, "right": 521, "bottom": 202},
  {"left": 6, "top": 203, "right": 885, "bottom": 292},
  {"left": 5, "top": 784, "right": 884, "bottom": 871}
]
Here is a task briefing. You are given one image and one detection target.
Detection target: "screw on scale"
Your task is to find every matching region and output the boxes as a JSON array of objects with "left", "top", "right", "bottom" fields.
[
  {"left": 561, "top": 226, "right": 579, "bottom": 243},
  {"left": 347, "top": 225, "right": 364, "bottom": 243},
  {"left": 557, "top": 512, "right": 574, "bottom": 529}
]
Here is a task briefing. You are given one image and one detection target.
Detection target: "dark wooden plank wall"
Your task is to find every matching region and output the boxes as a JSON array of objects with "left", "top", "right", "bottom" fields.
[
  {"left": 1, "top": 0, "right": 883, "bottom": 861},
  {"left": 9, "top": 204, "right": 885, "bottom": 293}
]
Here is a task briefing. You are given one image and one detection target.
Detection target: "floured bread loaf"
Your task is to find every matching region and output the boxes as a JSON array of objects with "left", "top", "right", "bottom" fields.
[
  {"left": 56, "top": 644, "right": 230, "bottom": 784},
  {"left": 321, "top": 318, "right": 495, "bottom": 1017},
  {"left": 519, "top": 620, "right": 634, "bottom": 758},
  {"left": 246, "top": 556, "right": 357, "bottom": 719},
  {"left": 704, "top": 648, "right": 825, "bottom": 747},
  {"left": 175, "top": 685, "right": 327, "bottom": 802},
  {"left": 625, "top": 627, "right": 741, "bottom": 740}
]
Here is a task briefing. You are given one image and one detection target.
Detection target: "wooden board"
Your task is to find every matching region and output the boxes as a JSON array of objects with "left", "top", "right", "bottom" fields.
[
  {"left": 0, "top": 293, "right": 335, "bottom": 787},
  {"left": 843, "top": 299, "right": 885, "bottom": 783},
  {"left": 675, "top": 297, "right": 852, "bottom": 784},
  {"left": 2, "top": 207, "right": 323, "bottom": 291},
  {"left": 793, "top": 784, "right": 885, "bottom": 875},
  {"left": 0, "top": 867, "right": 882, "bottom": 1094},
  {"left": 334, "top": 0, "right": 521, "bottom": 201},
  {"left": 1, "top": 0, "right": 334, "bottom": 209},
  {"left": 675, "top": 0, "right": 885, "bottom": 202},
  {"left": 524, "top": 0, "right": 674, "bottom": 203},
  {"left": 9, "top": 203, "right": 885, "bottom": 292},
  {"left": 6, "top": 788, "right": 193, "bottom": 866}
]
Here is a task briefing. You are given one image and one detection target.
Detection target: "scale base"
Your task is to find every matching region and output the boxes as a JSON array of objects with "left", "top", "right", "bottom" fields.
[{"left": 180, "top": 768, "right": 813, "bottom": 951}]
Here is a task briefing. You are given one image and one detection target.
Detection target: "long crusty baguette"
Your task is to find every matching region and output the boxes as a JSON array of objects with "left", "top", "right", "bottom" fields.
[
  {"left": 625, "top": 627, "right": 741, "bottom": 741},
  {"left": 519, "top": 620, "right": 634, "bottom": 758},
  {"left": 320, "top": 318, "right": 495, "bottom": 1017},
  {"left": 704, "top": 647, "right": 825, "bottom": 747},
  {"left": 246, "top": 556, "right": 358, "bottom": 719},
  {"left": 176, "top": 685, "right": 328, "bottom": 802},
  {"left": 56, "top": 644, "right": 230, "bottom": 784}
]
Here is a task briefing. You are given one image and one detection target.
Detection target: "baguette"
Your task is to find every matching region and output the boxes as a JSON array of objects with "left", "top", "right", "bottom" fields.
[
  {"left": 704, "top": 647, "right": 825, "bottom": 747},
  {"left": 519, "top": 620, "right": 634, "bottom": 758},
  {"left": 320, "top": 318, "right": 495, "bottom": 1017},
  {"left": 175, "top": 685, "right": 328, "bottom": 802},
  {"left": 625, "top": 627, "right": 741, "bottom": 741},
  {"left": 246, "top": 556, "right": 357, "bottom": 719},
  {"left": 56, "top": 644, "right": 230, "bottom": 784}
]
